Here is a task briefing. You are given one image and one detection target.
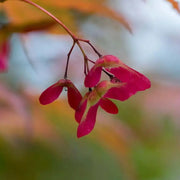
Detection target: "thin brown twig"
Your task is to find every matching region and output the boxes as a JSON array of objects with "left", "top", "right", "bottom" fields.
[
  {"left": 20, "top": 0, "right": 103, "bottom": 78},
  {"left": 64, "top": 41, "right": 76, "bottom": 79},
  {"left": 78, "top": 39, "right": 102, "bottom": 57}
]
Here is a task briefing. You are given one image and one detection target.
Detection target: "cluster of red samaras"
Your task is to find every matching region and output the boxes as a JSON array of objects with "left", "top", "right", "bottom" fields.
[
  {"left": 0, "top": 40, "right": 10, "bottom": 72},
  {"left": 39, "top": 55, "right": 151, "bottom": 138}
]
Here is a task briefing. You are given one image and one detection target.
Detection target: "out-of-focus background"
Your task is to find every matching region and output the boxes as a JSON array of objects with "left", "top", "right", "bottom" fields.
[{"left": 0, "top": 0, "right": 180, "bottom": 179}]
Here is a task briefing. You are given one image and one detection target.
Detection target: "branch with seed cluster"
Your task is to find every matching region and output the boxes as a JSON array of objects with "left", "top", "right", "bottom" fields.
[
  {"left": 20, "top": 0, "right": 108, "bottom": 79},
  {"left": 1, "top": 0, "right": 151, "bottom": 138}
]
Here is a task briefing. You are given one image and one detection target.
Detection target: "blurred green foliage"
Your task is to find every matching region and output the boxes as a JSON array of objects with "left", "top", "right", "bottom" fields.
[{"left": 0, "top": 135, "right": 124, "bottom": 180}]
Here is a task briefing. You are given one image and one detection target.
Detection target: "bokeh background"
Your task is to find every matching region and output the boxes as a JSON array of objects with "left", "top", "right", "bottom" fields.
[{"left": 0, "top": 0, "right": 180, "bottom": 179}]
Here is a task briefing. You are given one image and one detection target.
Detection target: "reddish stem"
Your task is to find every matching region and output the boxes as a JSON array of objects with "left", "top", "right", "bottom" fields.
[
  {"left": 20, "top": 0, "right": 103, "bottom": 78},
  {"left": 78, "top": 39, "right": 102, "bottom": 57},
  {"left": 21, "top": 0, "right": 76, "bottom": 40},
  {"left": 87, "top": 59, "right": 95, "bottom": 64},
  {"left": 64, "top": 41, "right": 76, "bottom": 79}
]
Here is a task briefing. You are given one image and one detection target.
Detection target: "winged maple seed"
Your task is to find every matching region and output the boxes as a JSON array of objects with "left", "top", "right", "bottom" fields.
[
  {"left": 39, "top": 79, "right": 82, "bottom": 110},
  {"left": 1, "top": 0, "right": 151, "bottom": 138},
  {"left": 39, "top": 56, "right": 151, "bottom": 138},
  {"left": 84, "top": 55, "right": 151, "bottom": 95}
]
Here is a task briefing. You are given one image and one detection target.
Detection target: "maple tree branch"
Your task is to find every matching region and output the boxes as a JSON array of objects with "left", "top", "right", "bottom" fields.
[
  {"left": 20, "top": 0, "right": 103, "bottom": 78},
  {"left": 21, "top": 0, "right": 76, "bottom": 40}
]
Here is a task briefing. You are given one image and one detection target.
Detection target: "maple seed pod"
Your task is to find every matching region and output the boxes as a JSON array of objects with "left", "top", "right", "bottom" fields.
[{"left": 39, "top": 79, "right": 82, "bottom": 110}]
